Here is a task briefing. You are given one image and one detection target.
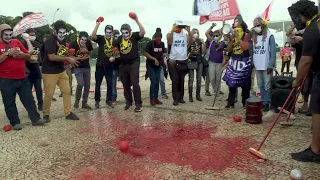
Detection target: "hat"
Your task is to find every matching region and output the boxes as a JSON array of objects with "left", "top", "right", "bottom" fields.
[{"left": 174, "top": 20, "right": 184, "bottom": 25}]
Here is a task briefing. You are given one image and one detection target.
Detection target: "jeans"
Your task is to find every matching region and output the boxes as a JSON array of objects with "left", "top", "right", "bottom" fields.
[
  {"left": 147, "top": 65, "right": 161, "bottom": 99},
  {"left": 208, "top": 61, "right": 222, "bottom": 93},
  {"left": 256, "top": 70, "right": 272, "bottom": 105},
  {"left": 0, "top": 77, "right": 41, "bottom": 126},
  {"left": 112, "top": 69, "right": 119, "bottom": 100},
  {"left": 42, "top": 71, "right": 72, "bottom": 116},
  {"left": 159, "top": 66, "right": 167, "bottom": 96},
  {"left": 119, "top": 60, "right": 142, "bottom": 106},
  {"left": 168, "top": 59, "right": 187, "bottom": 101},
  {"left": 188, "top": 63, "right": 203, "bottom": 97},
  {"left": 74, "top": 68, "right": 91, "bottom": 105},
  {"left": 205, "top": 70, "right": 210, "bottom": 91},
  {"left": 95, "top": 66, "right": 113, "bottom": 103},
  {"left": 27, "top": 66, "right": 43, "bottom": 106}
]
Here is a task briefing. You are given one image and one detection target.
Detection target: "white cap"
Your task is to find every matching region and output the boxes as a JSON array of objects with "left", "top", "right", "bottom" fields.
[{"left": 174, "top": 19, "right": 184, "bottom": 25}]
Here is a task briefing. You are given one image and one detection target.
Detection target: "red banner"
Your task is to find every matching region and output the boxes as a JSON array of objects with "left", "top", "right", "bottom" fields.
[{"left": 199, "top": 0, "right": 240, "bottom": 24}]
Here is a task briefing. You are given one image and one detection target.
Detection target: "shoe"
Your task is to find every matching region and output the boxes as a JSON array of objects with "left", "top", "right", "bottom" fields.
[
  {"left": 291, "top": 147, "right": 320, "bottom": 163},
  {"left": 155, "top": 99, "right": 163, "bottom": 104},
  {"left": 13, "top": 124, "right": 22, "bottom": 130},
  {"left": 43, "top": 115, "right": 51, "bottom": 123},
  {"left": 225, "top": 105, "right": 235, "bottom": 109},
  {"left": 95, "top": 101, "right": 100, "bottom": 108},
  {"left": 82, "top": 104, "right": 93, "bottom": 110},
  {"left": 106, "top": 102, "right": 114, "bottom": 108},
  {"left": 162, "top": 94, "right": 169, "bottom": 99},
  {"left": 189, "top": 97, "right": 194, "bottom": 102},
  {"left": 59, "top": 94, "right": 63, "bottom": 97},
  {"left": 124, "top": 104, "right": 131, "bottom": 110},
  {"left": 52, "top": 97, "right": 57, "bottom": 101},
  {"left": 66, "top": 112, "right": 80, "bottom": 120},
  {"left": 205, "top": 91, "right": 211, "bottom": 96},
  {"left": 173, "top": 101, "right": 179, "bottom": 106},
  {"left": 179, "top": 99, "right": 186, "bottom": 103},
  {"left": 135, "top": 105, "right": 142, "bottom": 112},
  {"left": 150, "top": 99, "right": 156, "bottom": 106},
  {"left": 219, "top": 91, "right": 224, "bottom": 95},
  {"left": 262, "top": 104, "right": 270, "bottom": 112},
  {"left": 306, "top": 110, "right": 312, "bottom": 116},
  {"left": 32, "top": 119, "right": 46, "bottom": 126},
  {"left": 112, "top": 99, "right": 117, "bottom": 102},
  {"left": 74, "top": 103, "right": 79, "bottom": 108},
  {"left": 196, "top": 96, "right": 203, "bottom": 101}
]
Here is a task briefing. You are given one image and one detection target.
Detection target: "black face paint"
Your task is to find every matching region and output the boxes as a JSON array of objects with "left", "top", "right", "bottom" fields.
[{"left": 288, "top": 6, "right": 306, "bottom": 31}]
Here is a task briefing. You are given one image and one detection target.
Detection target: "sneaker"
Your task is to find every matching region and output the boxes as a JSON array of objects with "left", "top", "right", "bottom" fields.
[
  {"left": 82, "top": 104, "right": 93, "bottom": 110},
  {"left": 225, "top": 105, "right": 235, "bottom": 109},
  {"left": 32, "top": 119, "right": 46, "bottom": 126},
  {"left": 124, "top": 104, "right": 132, "bottom": 110},
  {"left": 74, "top": 103, "right": 79, "bottom": 108},
  {"left": 150, "top": 99, "right": 156, "bottom": 106},
  {"left": 66, "top": 112, "right": 80, "bottom": 120},
  {"left": 106, "top": 102, "right": 114, "bottom": 108},
  {"left": 205, "top": 91, "right": 211, "bottom": 96},
  {"left": 173, "top": 101, "right": 179, "bottom": 106},
  {"left": 306, "top": 109, "right": 312, "bottom": 116},
  {"left": 59, "top": 94, "right": 63, "bottom": 97},
  {"left": 95, "top": 101, "right": 100, "bottom": 108},
  {"left": 291, "top": 147, "right": 320, "bottom": 163},
  {"left": 219, "top": 91, "right": 224, "bottom": 95},
  {"left": 179, "top": 99, "right": 186, "bottom": 103},
  {"left": 262, "top": 104, "right": 270, "bottom": 112},
  {"left": 112, "top": 99, "right": 117, "bottom": 102},
  {"left": 52, "top": 97, "right": 57, "bottom": 101},
  {"left": 135, "top": 105, "right": 142, "bottom": 112},
  {"left": 162, "top": 94, "right": 169, "bottom": 99},
  {"left": 196, "top": 96, "right": 203, "bottom": 101},
  {"left": 13, "top": 124, "right": 22, "bottom": 130},
  {"left": 155, "top": 99, "right": 163, "bottom": 104},
  {"left": 43, "top": 115, "right": 51, "bottom": 123},
  {"left": 189, "top": 97, "right": 194, "bottom": 102},
  {"left": 38, "top": 104, "right": 43, "bottom": 111}
]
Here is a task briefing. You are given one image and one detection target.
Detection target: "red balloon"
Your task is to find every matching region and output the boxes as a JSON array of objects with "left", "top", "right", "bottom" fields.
[
  {"left": 130, "top": 148, "right": 146, "bottom": 157},
  {"left": 3, "top": 125, "right": 12, "bottom": 132},
  {"left": 119, "top": 141, "right": 130, "bottom": 153},
  {"left": 129, "top": 12, "right": 137, "bottom": 19},
  {"left": 233, "top": 115, "right": 242, "bottom": 122},
  {"left": 96, "top": 16, "right": 104, "bottom": 22},
  {"left": 113, "top": 47, "right": 119, "bottom": 52}
]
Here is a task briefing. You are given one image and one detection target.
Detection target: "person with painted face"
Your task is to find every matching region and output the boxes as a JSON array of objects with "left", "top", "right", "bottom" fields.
[
  {"left": 20, "top": 28, "right": 44, "bottom": 111},
  {"left": 112, "top": 29, "right": 120, "bottom": 102},
  {"left": 91, "top": 23, "right": 117, "bottom": 108},
  {"left": 204, "top": 24, "right": 226, "bottom": 100},
  {"left": 251, "top": 16, "right": 276, "bottom": 112},
  {"left": 223, "top": 14, "right": 251, "bottom": 109},
  {"left": 42, "top": 20, "right": 80, "bottom": 122},
  {"left": 116, "top": 17, "right": 146, "bottom": 112},
  {"left": 289, "top": 0, "right": 320, "bottom": 163},
  {"left": 69, "top": 31, "right": 93, "bottom": 109},
  {"left": 145, "top": 31, "right": 165, "bottom": 105},
  {"left": 280, "top": 42, "right": 292, "bottom": 73},
  {"left": 167, "top": 20, "right": 192, "bottom": 106},
  {"left": 187, "top": 28, "right": 205, "bottom": 102},
  {"left": 0, "top": 24, "right": 46, "bottom": 130}
]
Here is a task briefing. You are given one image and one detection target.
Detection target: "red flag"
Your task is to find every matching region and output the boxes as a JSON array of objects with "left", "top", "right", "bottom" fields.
[
  {"left": 199, "top": 0, "right": 240, "bottom": 24},
  {"left": 261, "top": 0, "right": 275, "bottom": 21}
]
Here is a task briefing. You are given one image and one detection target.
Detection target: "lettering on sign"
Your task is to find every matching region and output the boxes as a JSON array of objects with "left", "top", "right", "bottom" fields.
[
  {"left": 173, "top": 40, "right": 186, "bottom": 48},
  {"left": 210, "top": 0, "right": 230, "bottom": 17},
  {"left": 228, "top": 59, "right": 247, "bottom": 71},
  {"left": 254, "top": 45, "right": 267, "bottom": 55}
]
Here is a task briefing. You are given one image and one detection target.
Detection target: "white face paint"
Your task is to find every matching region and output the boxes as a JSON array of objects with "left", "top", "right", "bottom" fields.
[
  {"left": 114, "top": 34, "right": 120, "bottom": 40},
  {"left": 56, "top": 28, "right": 66, "bottom": 41},
  {"left": 80, "top": 37, "right": 87, "bottom": 46},
  {"left": 121, "top": 30, "right": 130, "bottom": 40},
  {"left": 105, "top": 29, "right": 113, "bottom": 39},
  {"left": 2, "top": 30, "right": 13, "bottom": 43}
]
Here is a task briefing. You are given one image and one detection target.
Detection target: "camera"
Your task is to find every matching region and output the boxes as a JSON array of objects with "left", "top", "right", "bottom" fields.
[{"left": 178, "top": 25, "right": 187, "bottom": 29}]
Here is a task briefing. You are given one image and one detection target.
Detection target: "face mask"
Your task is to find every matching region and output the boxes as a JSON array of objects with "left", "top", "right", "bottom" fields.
[
  {"left": 121, "top": 30, "right": 130, "bottom": 40},
  {"left": 214, "top": 37, "right": 219, "bottom": 41},
  {"left": 29, "top": 35, "right": 36, "bottom": 41},
  {"left": 154, "top": 39, "right": 161, "bottom": 45},
  {"left": 254, "top": 26, "right": 262, "bottom": 33},
  {"left": 80, "top": 37, "right": 87, "bottom": 46},
  {"left": 56, "top": 28, "right": 66, "bottom": 41},
  {"left": 1, "top": 30, "right": 13, "bottom": 43},
  {"left": 105, "top": 29, "right": 113, "bottom": 39},
  {"left": 193, "top": 33, "right": 199, "bottom": 39},
  {"left": 285, "top": 44, "right": 290, "bottom": 47}
]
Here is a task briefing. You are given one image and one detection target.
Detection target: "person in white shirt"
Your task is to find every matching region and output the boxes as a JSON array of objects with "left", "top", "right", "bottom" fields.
[
  {"left": 251, "top": 15, "right": 276, "bottom": 112},
  {"left": 167, "top": 20, "right": 192, "bottom": 106}
]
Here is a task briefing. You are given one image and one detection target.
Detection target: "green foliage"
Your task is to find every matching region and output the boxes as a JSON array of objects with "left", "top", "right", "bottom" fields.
[
  {"left": 138, "top": 37, "right": 151, "bottom": 55},
  {"left": 0, "top": 11, "right": 78, "bottom": 43}
]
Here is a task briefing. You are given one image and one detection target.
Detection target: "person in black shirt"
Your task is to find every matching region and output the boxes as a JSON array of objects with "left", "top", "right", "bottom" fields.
[
  {"left": 69, "top": 31, "right": 93, "bottom": 109},
  {"left": 145, "top": 31, "right": 165, "bottom": 105},
  {"left": 91, "top": 22, "right": 117, "bottom": 108},
  {"left": 42, "top": 20, "right": 80, "bottom": 121},
  {"left": 22, "top": 28, "right": 43, "bottom": 111},
  {"left": 289, "top": 0, "right": 320, "bottom": 163},
  {"left": 116, "top": 17, "right": 145, "bottom": 112}
]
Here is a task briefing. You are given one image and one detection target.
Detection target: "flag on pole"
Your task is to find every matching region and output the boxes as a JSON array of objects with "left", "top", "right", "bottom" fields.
[
  {"left": 13, "top": 12, "right": 48, "bottom": 37},
  {"left": 261, "top": 0, "right": 275, "bottom": 21}
]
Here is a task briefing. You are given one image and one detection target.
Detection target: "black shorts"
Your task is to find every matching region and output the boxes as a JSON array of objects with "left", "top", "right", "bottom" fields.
[{"left": 310, "top": 73, "right": 320, "bottom": 114}]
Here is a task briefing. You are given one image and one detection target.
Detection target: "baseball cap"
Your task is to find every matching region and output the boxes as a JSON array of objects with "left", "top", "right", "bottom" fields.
[{"left": 174, "top": 20, "right": 184, "bottom": 26}]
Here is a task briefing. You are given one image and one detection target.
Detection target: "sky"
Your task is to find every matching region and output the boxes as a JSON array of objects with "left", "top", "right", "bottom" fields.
[{"left": 0, "top": 0, "right": 318, "bottom": 46}]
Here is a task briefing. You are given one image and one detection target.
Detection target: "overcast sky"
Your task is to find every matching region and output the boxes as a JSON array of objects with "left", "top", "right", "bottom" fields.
[{"left": 0, "top": 0, "right": 318, "bottom": 46}]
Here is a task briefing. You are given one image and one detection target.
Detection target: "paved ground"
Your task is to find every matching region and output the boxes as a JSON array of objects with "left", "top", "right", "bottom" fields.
[{"left": 0, "top": 59, "right": 319, "bottom": 180}]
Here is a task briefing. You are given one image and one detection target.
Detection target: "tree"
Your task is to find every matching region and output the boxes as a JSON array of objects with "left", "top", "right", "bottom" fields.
[{"left": 138, "top": 37, "right": 151, "bottom": 55}]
